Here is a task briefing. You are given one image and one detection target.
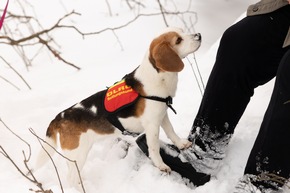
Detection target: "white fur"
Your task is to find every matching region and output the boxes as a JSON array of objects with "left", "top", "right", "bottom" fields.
[
  {"left": 132, "top": 57, "right": 187, "bottom": 172},
  {"left": 119, "top": 116, "right": 144, "bottom": 133},
  {"left": 73, "top": 103, "right": 84, "bottom": 109},
  {"left": 120, "top": 27, "right": 200, "bottom": 172},
  {"left": 90, "top": 105, "right": 97, "bottom": 115}
]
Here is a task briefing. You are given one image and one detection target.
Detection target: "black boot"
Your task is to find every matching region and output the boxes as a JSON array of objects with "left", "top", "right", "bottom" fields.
[
  {"left": 136, "top": 134, "right": 210, "bottom": 186},
  {"left": 233, "top": 174, "right": 284, "bottom": 193}
]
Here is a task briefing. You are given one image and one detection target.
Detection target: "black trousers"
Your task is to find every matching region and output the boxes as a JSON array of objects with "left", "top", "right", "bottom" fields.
[
  {"left": 194, "top": 5, "right": 290, "bottom": 135},
  {"left": 245, "top": 49, "right": 290, "bottom": 179},
  {"left": 194, "top": 5, "right": 290, "bottom": 181}
]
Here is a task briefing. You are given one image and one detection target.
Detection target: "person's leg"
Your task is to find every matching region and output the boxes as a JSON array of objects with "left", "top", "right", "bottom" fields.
[
  {"left": 187, "top": 6, "right": 290, "bottom": 175},
  {"left": 240, "top": 49, "right": 290, "bottom": 191}
]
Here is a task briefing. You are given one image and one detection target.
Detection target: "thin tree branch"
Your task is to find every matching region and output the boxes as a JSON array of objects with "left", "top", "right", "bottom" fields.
[
  {"left": 29, "top": 128, "right": 86, "bottom": 193},
  {"left": 0, "top": 118, "right": 51, "bottom": 192},
  {"left": 0, "top": 118, "right": 31, "bottom": 160},
  {"left": 0, "top": 75, "right": 20, "bottom": 90},
  {"left": 31, "top": 130, "right": 64, "bottom": 193},
  {"left": 0, "top": 56, "right": 32, "bottom": 90},
  {"left": 0, "top": 10, "right": 82, "bottom": 71},
  {"left": 105, "top": 0, "right": 113, "bottom": 16},
  {"left": 156, "top": 0, "right": 169, "bottom": 27},
  {"left": 81, "top": 10, "right": 196, "bottom": 36}
]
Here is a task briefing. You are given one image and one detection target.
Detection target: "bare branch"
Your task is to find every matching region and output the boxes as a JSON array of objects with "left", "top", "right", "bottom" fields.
[
  {"left": 0, "top": 118, "right": 51, "bottom": 192},
  {"left": 0, "top": 10, "right": 82, "bottom": 71},
  {"left": 81, "top": 10, "right": 196, "bottom": 36},
  {"left": 29, "top": 128, "right": 86, "bottom": 193},
  {"left": 0, "top": 56, "right": 32, "bottom": 90},
  {"left": 156, "top": 0, "right": 169, "bottom": 27},
  {"left": 112, "top": 30, "right": 124, "bottom": 51},
  {"left": 0, "top": 147, "right": 33, "bottom": 183},
  {"left": 105, "top": 0, "right": 113, "bottom": 16},
  {"left": 0, "top": 75, "right": 21, "bottom": 91},
  {"left": 0, "top": 118, "right": 31, "bottom": 160},
  {"left": 31, "top": 129, "right": 64, "bottom": 193},
  {"left": 38, "top": 37, "right": 81, "bottom": 70}
]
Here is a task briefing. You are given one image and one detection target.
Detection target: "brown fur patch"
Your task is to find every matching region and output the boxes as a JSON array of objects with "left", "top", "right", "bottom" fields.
[
  {"left": 134, "top": 97, "right": 145, "bottom": 117},
  {"left": 47, "top": 109, "right": 116, "bottom": 150},
  {"left": 122, "top": 71, "right": 146, "bottom": 118},
  {"left": 149, "top": 32, "right": 184, "bottom": 72},
  {"left": 57, "top": 119, "right": 115, "bottom": 150},
  {"left": 58, "top": 120, "right": 83, "bottom": 150}
]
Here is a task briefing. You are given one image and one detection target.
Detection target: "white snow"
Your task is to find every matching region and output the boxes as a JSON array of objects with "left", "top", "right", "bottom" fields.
[{"left": 1, "top": 0, "right": 286, "bottom": 193}]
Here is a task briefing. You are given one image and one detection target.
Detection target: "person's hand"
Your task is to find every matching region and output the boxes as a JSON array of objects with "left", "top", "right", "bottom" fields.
[{"left": 288, "top": 0, "right": 290, "bottom": 4}]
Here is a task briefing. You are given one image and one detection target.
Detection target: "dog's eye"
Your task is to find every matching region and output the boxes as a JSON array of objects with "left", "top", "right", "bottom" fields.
[{"left": 176, "top": 37, "right": 183, "bottom": 45}]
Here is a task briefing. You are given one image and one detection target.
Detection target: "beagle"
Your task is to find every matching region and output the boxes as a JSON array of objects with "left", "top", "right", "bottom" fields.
[{"left": 36, "top": 27, "right": 202, "bottom": 184}]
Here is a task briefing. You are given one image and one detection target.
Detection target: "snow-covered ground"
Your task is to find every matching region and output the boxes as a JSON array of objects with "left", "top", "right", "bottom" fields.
[{"left": 1, "top": 0, "right": 283, "bottom": 193}]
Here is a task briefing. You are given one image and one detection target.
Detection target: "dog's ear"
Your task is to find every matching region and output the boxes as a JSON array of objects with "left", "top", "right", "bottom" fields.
[{"left": 151, "top": 42, "right": 184, "bottom": 72}]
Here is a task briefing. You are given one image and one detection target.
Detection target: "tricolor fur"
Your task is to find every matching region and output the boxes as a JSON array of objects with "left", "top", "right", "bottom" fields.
[{"left": 36, "top": 27, "right": 202, "bottom": 185}]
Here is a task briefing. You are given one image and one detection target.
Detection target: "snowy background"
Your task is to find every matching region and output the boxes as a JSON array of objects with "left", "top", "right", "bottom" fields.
[{"left": 0, "top": 0, "right": 284, "bottom": 193}]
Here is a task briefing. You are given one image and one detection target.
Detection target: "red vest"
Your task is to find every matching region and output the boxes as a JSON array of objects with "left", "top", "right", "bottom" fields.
[{"left": 104, "top": 80, "right": 139, "bottom": 113}]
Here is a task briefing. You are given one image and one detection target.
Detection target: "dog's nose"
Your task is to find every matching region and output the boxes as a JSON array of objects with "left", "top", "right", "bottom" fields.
[{"left": 193, "top": 33, "right": 201, "bottom": 41}]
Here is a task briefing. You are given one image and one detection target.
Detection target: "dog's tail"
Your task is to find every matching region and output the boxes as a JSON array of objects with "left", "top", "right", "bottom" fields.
[{"left": 34, "top": 118, "right": 59, "bottom": 170}]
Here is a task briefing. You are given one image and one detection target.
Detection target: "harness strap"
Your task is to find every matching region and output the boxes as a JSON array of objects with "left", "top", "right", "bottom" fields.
[
  {"left": 107, "top": 114, "right": 140, "bottom": 137},
  {"left": 140, "top": 95, "right": 177, "bottom": 114}
]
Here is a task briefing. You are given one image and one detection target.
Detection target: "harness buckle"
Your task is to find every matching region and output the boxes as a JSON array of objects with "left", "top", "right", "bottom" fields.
[{"left": 166, "top": 96, "right": 173, "bottom": 105}]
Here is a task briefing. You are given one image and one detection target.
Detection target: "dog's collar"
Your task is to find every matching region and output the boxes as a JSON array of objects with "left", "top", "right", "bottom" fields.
[{"left": 140, "top": 95, "right": 177, "bottom": 114}]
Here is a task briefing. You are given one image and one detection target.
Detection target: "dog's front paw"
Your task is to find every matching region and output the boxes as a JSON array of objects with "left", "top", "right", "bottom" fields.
[
  {"left": 175, "top": 138, "right": 192, "bottom": 150},
  {"left": 157, "top": 163, "right": 171, "bottom": 173}
]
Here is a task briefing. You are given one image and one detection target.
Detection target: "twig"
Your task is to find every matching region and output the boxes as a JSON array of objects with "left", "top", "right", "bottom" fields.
[
  {"left": 0, "top": 56, "right": 32, "bottom": 90},
  {"left": 29, "top": 128, "right": 86, "bottom": 193},
  {"left": 81, "top": 10, "right": 197, "bottom": 36},
  {"left": 186, "top": 56, "right": 204, "bottom": 97},
  {"left": 112, "top": 30, "right": 124, "bottom": 51},
  {"left": 0, "top": 117, "right": 31, "bottom": 160},
  {"left": 32, "top": 131, "right": 64, "bottom": 193},
  {"left": 156, "top": 0, "right": 169, "bottom": 27},
  {"left": 0, "top": 11, "right": 80, "bottom": 45},
  {"left": 0, "top": 75, "right": 20, "bottom": 90},
  {"left": 0, "top": 146, "right": 46, "bottom": 191},
  {"left": 105, "top": 0, "right": 113, "bottom": 16},
  {"left": 0, "top": 118, "right": 50, "bottom": 192},
  {"left": 193, "top": 53, "right": 205, "bottom": 91},
  {"left": 38, "top": 37, "right": 81, "bottom": 70},
  {"left": 0, "top": 10, "right": 82, "bottom": 71}
]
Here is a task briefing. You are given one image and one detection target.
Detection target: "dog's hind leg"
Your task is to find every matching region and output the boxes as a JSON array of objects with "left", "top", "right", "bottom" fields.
[
  {"left": 34, "top": 119, "right": 59, "bottom": 170},
  {"left": 63, "top": 148, "right": 89, "bottom": 186},
  {"left": 60, "top": 129, "right": 97, "bottom": 186}
]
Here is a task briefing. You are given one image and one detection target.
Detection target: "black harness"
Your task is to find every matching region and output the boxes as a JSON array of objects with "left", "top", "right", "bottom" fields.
[
  {"left": 106, "top": 95, "right": 177, "bottom": 137},
  {"left": 140, "top": 95, "right": 177, "bottom": 114}
]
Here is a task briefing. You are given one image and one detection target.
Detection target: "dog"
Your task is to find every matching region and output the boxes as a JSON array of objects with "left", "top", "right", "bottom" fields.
[{"left": 36, "top": 27, "right": 201, "bottom": 184}]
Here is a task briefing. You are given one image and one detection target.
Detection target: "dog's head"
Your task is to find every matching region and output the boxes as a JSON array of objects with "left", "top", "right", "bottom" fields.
[{"left": 149, "top": 27, "right": 201, "bottom": 72}]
